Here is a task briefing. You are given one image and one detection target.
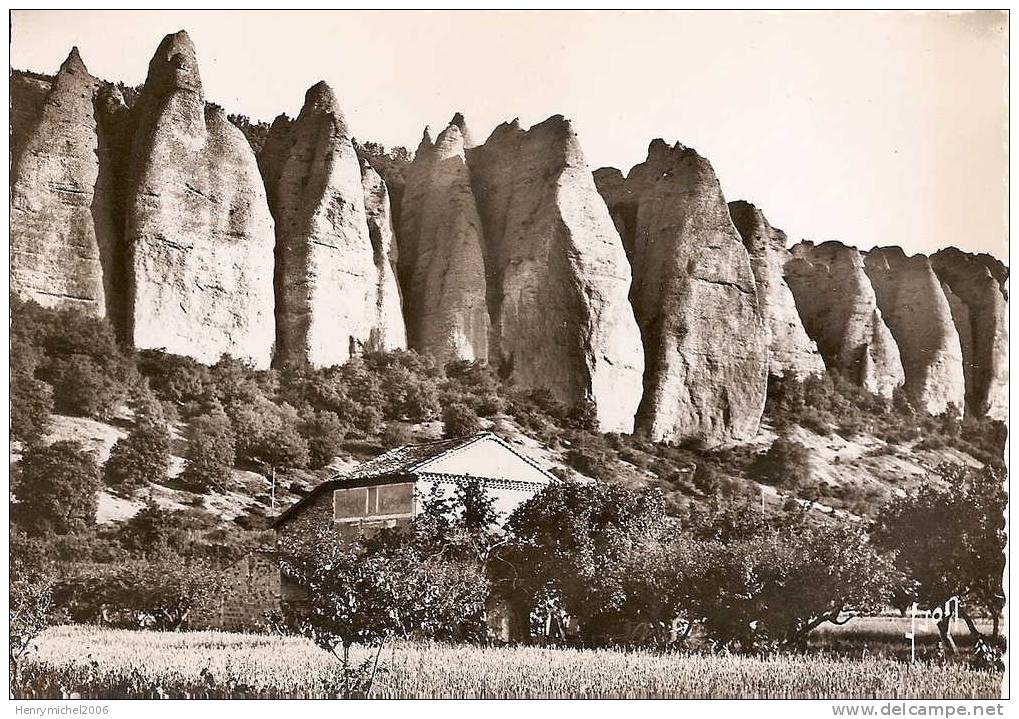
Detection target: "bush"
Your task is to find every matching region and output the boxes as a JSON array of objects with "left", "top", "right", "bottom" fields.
[
  {"left": 442, "top": 403, "right": 482, "bottom": 438},
  {"left": 181, "top": 407, "right": 236, "bottom": 493},
  {"left": 136, "top": 350, "right": 213, "bottom": 410},
  {"left": 300, "top": 410, "right": 348, "bottom": 469},
  {"left": 104, "top": 403, "right": 172, "bottom": 495},
  {"left": 48, "top": 354, "right": 128, "bottom": 421},
  {"left": 381, "top": 422, "right": 414, "bottom": 448},
  {"left": 563, "top": 446, "right": 615, "bottom": 482},
  {"left": 12, "top": 299, "right": 135, "bottom": 422},
  {"left": 228, "top": 397, "right": 309, "bottom": 469},
  {"left": 14, "top": 440, "right": 100, "bottom": 535},
  {"left": 11, "top": 336, "right": 52, "bottom": 445},
  {"left": 749, "top": 435, "right": 812, "bottom": 488}
]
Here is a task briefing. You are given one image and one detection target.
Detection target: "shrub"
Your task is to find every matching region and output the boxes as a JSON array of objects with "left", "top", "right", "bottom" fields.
[
  {"left": 14, "top": 440, "right": 100, "bottom": 535},
  {"left": 11, "top": 335, "right": 52, "bottom": 445},
  {"left": 104, "top": 404, "right": 172, "bottom": 495},
  {"left": 208, "top": 355, "right": 272, "bottom": 407},
  {"left": 228, "top": 397, "right": 309, "bottom": 469},
  {"left": 48, "top": 354, "right": 128, "bottom": 421},
  {"left": 381, "top": 422, "right": 414, "bottom": 448},
  {"left": 300, "top": 410, "right": 348, "bottom": 469},
  {"left": 568, "top": 399, "right": 599, "bottom": 432},
  {"left": 442, "top": 403, "right": 482, "bottom": 438},
  {"left": 749, "top": 435, "right": 812, "bottom": 488},
  {"left": 181, "top": 407, "right": 236, "bottom": 493},
  {"left": 563, "top": 446, "right": 614, "bottom": 482},
  {"left": 136, "top": 350, "right": 213, "bottom": 409}
]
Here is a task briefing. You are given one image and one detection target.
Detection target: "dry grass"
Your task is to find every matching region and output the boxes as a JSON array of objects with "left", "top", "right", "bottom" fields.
[{"left": 18, "top": 625, "right": 1002, "bottom": 700}]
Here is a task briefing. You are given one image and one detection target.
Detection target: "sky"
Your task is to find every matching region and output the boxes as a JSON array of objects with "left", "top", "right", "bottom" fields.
[{"left": 10, "top": 10, "right": 1009, "bottom": 260}]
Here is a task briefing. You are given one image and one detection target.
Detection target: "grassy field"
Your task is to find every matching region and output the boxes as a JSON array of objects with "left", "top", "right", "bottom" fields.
[{"left": 16, "top": 624, "right": 1002, "bottom": 699}]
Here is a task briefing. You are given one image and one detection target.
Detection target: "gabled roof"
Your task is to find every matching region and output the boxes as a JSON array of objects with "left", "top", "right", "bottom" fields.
[
  {"left": 273, "top": 432, "right": 555, "bottom": 528},
  {"left": 343, "top": 434, "right": 482, "bottom": 479}
]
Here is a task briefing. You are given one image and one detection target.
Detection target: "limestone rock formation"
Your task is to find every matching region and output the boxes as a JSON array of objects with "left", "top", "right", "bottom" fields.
[
  {"left": 126, "top": 31, "right": 275, "bottom": 368},
  {"left": 361, "top": 159, "right": 408, "bottom": 352},
  {"left": 930, "top": 248, "right": 1008, "bottom": 420},
  {"left": 10, "top": 49, "right": 110, "bottom": 317},
  {"left": 728, "top": 201, "right": 826, "bottom": 380},
  {"left": 468, "top": 116, "right": 644, "bottom": 434},
  {"left": 92, "top": 83, "right": 135, "bottom": 337},
  {"left": 258, "top": 81, "right": 391, "bottom": 368},
  {"left": 785, "top": 241, "right": 904, "bottom": 399},
  {"left": 594, "top": 141, "right": 767, "bottom": 445},
  {"left": 10, "top": 71, "right": 53, "bottom": 170},
  {"left": 397, "top": 118, "right": 490, "bottom": 364},
  {"left": 863, "top": 247, "right": 965, "bottom": 415}
]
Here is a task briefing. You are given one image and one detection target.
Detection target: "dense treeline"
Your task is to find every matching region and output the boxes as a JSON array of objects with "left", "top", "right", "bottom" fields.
[{"left": 276, "top": 466, "right": 1003, "bottom": 668}]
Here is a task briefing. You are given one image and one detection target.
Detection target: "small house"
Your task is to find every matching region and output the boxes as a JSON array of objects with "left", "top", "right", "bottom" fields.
[
  {"left": 213, "top": 433, "right": 555, "bottom": 638},
  {"left": 273, "top": 431, "right": 556, "bottom": 538}
]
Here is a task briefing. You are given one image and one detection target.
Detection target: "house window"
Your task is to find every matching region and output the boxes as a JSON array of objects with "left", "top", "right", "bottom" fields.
[{"left": 333, "top": 482, "right": 415, "bottom": 524}]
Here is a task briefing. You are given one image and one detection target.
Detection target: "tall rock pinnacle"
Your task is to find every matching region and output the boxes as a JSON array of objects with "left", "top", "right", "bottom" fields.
[
  {"left": 397, "top": 116, "right": 490, "bottom": 364},
  {"left": 728, "top": 201, "right": 826, "bottom": 381},
  {"left": 930, "top": 248, "right": 1008, "bottom": 420},
  {"left": 469, "top": 115, "right": 645, "bottom": 433},
  {"left": 595, "top": 141, "right": 767, "bottom": 445},
  {"left": 10, "top": 48, "right": 110, "bottom": 317},
  {"left": 259, "top": 81, "right": 404, "bottom": 368},
  {"left": 786, "top": 241, "right": 904, "bottom": 399},
  {"left": 863, "top": 247, "right": 966, "bottom": 415},
  {"left": 126, "top": 31, "right": 276, "bottom": 367},
  {"left": 361, "top": 160, "right": 408, "bottom": 352}
]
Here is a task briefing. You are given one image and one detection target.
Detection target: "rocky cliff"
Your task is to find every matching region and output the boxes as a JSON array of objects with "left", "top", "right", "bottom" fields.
[
  {"left": 786, "top": 242, "right": 904, "bottom": 399},
  {"left": 930, "top": 248, "right": 1008, "bottom": 420},
  {"left": 259, "top": 81, "right": 404, "bottom": 368},
  {"left": 595, "top": 141, "right": 768, "bottom": 445},
  {"left": 126, "top": 31, "right": 276, "bottom": 368},
  {"left": 728, "top": 201, "right": 826, "bottom": 381},
  {"left": 397, "top": 118, "right": 490, "bottom": 364},
  {"left": 361, "top": 160, "right": 408, "bottom": 352},
  {"left": 10, "top": 71, "right": 53, "bottom": 172},
  {"left": 468, "top": 116, "right": 645, "bottom": 433},
  {"left": 863, "top": 247, "right": 966, "bottom": 415},
  {"left": 10, "top": 49, "right": 111, "bottom": 318},
  {"left": 8, "top": 32, "right": 1008, "bottom": 436}
]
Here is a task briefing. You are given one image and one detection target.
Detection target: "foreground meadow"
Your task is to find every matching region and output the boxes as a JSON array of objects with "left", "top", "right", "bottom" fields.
[{"left": 17, "top": 625, "right": 1002, "bottom": 699}]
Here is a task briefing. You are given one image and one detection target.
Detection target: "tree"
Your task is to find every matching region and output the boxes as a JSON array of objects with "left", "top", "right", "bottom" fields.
[
  {"left": 104, "top": 402, "right": 172, "bottom": 495},
  {"left": 114, "top": 501, "right": 189, "bottom": 557},
  {"left": 181, "top": 406, "right": 236, "bottom": 493},
  {"left": 10, "top": 554, "right": 56, "bottom": 698},
  {"left": 228, "top": 396, "right": 309, "bottom": 469},
  {"left": 415, "top": 477, "right": 501, "bottom": 563},
  {"left": 56, "top": 557, "right": 223, "bottom": 630},
  {"left": 677, "top": 522, "right": 900, "bottom": 652},
  {"left": 12, "top": 300, "right": 135, "bottom": 421},
  {"left": 300, "top": 410, "right": 347, "bottom": 469},
  {"left": 499, "top": 481, "right": 667, "bottom": 641},
  {"left": 136, "top": 349, "right": 213, "bottom": 411},
  {"left": 871, "top": 465, "right": 1006, "bottom": 651},
  {"left": 442, "top": 403, "right": 482, "bottom": 438},
  {"left": 49, "top": 354, "right": 128, "bottom": 420},
  {"left": 14, "top": 440, "right": 100, "bottom": 536},
  {"left": 10, "top": 336, "right": 53, "bottom": 445},
  {"left": 277, "top": 485, "right": 493, "bottom": 696}
]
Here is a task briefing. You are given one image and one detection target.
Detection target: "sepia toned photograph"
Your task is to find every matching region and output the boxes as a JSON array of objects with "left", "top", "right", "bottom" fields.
[{"left": 7, "top": 8, "right": 1009, "bottom": 706}]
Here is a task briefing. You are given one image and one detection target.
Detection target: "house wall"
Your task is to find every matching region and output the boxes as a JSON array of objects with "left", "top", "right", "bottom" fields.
[
  {"left": 415, "top": 475, "right": 543, "bottom": 526},
  {"left": 196, "top": 553, "right": 281, "bottom": 631},
  {"left": 416, "top": 436, "right": 553, "bottom": 485}
]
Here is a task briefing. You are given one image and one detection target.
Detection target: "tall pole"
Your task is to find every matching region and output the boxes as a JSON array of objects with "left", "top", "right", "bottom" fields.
[{"left": 271, "top": 465, "right": 276, "bottom": 514}]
